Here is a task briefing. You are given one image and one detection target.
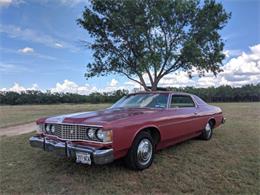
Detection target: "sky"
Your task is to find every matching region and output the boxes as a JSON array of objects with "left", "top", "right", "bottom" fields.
[{"left": 0, "top": 0, "right": 259, "bottom": 94}]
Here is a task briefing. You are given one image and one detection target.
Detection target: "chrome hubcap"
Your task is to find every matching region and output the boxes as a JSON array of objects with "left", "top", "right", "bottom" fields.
[
  {"left": 205, "top": 122, "right": 212, "bottom": 138},
  {"left": 137, "top": 138, "right": 152, "bottom": 165}
]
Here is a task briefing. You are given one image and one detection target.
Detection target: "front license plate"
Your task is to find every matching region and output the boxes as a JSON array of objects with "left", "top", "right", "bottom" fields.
[{"left": 76, "top": 152, "right": 91, "bottom": 165}]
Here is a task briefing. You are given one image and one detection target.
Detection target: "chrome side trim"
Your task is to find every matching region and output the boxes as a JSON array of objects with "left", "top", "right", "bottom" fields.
[
  {"left": 166, "top": 93, "right": 171, "bottom": 108},
  {"left": 190, "top": 95, "right": 199, "bottom": 108}
]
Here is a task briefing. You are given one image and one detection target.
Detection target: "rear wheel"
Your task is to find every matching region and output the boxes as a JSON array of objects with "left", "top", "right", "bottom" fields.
[
  {"left": 124, "top": 131, "right": 154, "bottom": 170},
  {"left": 200, "top": 121, "right": 213, "bottom": 140}
]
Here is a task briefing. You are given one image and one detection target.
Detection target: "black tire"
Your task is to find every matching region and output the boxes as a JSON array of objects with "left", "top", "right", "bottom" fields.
[
  {"left": 124, "top": 131, "right": 155, "bottom": 170},
  {"left": 200, "top": 121, "right": 213, "bottom": 140}
]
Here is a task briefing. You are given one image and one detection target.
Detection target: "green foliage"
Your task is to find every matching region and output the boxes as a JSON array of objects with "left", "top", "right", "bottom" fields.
[
  {"left": 170, "top": 84, "right": 260, "bottom": 102},
  {"left": 0, "top": 84, "right": 259, "bottom": 105},
  {"left": 78, "top": 0, "right": 231, "bottom": 90},
  {"left": 0, "top": 89, "right": 129, "bottom": 105}
]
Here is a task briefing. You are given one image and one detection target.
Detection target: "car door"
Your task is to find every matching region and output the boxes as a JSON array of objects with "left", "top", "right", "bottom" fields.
[{"left": 162, "top": 94, "right": 200, "bottom": 140}]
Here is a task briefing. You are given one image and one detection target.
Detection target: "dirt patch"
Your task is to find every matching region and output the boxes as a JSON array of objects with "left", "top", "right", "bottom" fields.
[{"left": 0, "top": 122, "right": 35, "bottom": 137}]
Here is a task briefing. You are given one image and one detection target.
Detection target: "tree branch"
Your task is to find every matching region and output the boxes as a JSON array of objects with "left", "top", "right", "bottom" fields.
[
  {"left": 157, "top": 21, "right": 188, "bottom": 79},
  {"left": 118, "top": 70, "right": 145, "bottom": 87},
  {"left": 145, "top": 67, "right": 154, "bottom": 86},
  {"left": 159, "top": 61, "right": 182, "bottom": 80},
  {"left": 137, "top": 73, "right": 149, "bottom": 90}
]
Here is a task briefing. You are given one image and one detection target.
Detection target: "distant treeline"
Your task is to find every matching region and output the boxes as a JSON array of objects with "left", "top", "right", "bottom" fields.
[
  {"left": 170, "top": 84, "right": 260, "bottom": 102},
  {"left": 0, "top": 84, "right": 259, "bottom": 105},
  {"left": 0, "top": 90, "right": 129, "bottom": 105}
]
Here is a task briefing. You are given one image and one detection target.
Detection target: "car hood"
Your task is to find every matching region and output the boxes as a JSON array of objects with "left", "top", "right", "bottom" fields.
[{"left": 43, "top": 107, "right": 160, "bottom": 126}]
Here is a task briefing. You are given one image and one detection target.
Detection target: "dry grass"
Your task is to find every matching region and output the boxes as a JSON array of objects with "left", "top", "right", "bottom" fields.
[
  {"left": 0, "top": 103, "right": 111, "bottom": 128},
  {"left": 0, "top": 102, "right": 260, "bottom": 194}
]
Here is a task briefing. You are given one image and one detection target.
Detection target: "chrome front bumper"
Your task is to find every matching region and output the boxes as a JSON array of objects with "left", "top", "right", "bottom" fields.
[{"left": 29, "top": 135, "right": 114, "bottom": 165}]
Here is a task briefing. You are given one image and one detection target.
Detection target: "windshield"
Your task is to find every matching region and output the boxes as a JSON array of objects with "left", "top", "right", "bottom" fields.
[{"left": 111, "top": 93, "right": 169, "bottom": 109}]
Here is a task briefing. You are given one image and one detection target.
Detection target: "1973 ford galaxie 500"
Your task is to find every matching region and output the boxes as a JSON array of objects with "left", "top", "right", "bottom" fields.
[{"left": 29, "top": 91, "right": 225, "bottom": 170}]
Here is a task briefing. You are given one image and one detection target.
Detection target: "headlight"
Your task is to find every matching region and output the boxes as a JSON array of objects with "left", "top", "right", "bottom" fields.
[
  {"left": 97, "top": 129, "right": 113, "bottom": 142},
  {"left": 51, "top": 125, "right": 55, "bottom": 133},
  {"left": 96, "top": 129, "right": 104, "bottom": 140},
  {"left": 87, "top": 128, "right": 112, "bottom": 142},
  {"left": 45, "top": 124, "right": 51, "bottom": 133},
  {"left": 87, "top": 128, "right": 96, "bottom": 139}
]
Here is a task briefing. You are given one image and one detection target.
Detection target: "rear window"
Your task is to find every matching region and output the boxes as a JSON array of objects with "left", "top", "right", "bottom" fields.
[{"left": 171, "top": 95, "right": 195, "bottom": 108}]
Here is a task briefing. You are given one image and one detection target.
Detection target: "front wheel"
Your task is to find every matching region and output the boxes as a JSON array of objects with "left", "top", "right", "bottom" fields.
[
  {"left": 200, "top": 121, "right": 213, "bottom": 140},
  {"left": 124, "top": 131, "right": 155, "bottom": 170}
]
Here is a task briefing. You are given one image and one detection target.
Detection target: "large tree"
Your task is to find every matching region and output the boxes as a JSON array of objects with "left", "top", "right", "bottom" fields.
[{"left": 78, "top": 0, "right": 231, "bottom": 91}]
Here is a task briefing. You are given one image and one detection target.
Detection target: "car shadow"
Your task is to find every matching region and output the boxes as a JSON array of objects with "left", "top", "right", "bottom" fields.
[{"left": 36, "top": 136, "right": 202, "bottom": 173}]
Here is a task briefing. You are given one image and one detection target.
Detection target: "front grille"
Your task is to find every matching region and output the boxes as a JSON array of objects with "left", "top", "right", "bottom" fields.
[{"left": 45, "top": 124, "right": 97, "bottom": 141}]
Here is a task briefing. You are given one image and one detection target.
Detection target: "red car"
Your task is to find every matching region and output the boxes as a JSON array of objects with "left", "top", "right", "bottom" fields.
[{"left": 30, "top": 92, "right": 225, "bottom": 170}]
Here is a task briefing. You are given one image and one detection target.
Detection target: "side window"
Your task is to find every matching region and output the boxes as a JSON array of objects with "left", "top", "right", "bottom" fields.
[{"left": 171, "top": 95, "right": 195, "bottom": 108}]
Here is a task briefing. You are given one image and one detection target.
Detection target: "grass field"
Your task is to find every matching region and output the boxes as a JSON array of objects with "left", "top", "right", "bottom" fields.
[
  {"left": 0, "top": 103, "right": 260, "bottom": 194},
  {"left": 0, "top": 103, "right": 111, "bottom": 128}
]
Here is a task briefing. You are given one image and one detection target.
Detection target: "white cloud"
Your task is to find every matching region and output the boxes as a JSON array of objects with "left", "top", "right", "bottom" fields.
[
  {"left": 0, "top": 0, "right": 11, "bottom": 6},
  {"left": 100, "top": 79, "right": 125, "bottom": 92},
  {"left": 0, "top": 24, "right": 74, "bottom": 50},
  {"left": 0, "top": 83, "right": 39, "bottom": 92},
  {"left": 57, "top": 0, "right": 86, "bottom": 6},
  {"left": 0, "top": 0, "right": 24, "bottom": 7},
  {"left": 50, "top": 79, "right": 135, "bottom": 94},
  {"left": 223, "top": 50, "right": 229, "bottom": 58},
  {"left": 18, "top": 47, "right": 34, "bottom": 53},
  {"left": 155, "top": 44, "right": 260, "bottom": 88},
  {"left": 1, "top": 47, "right": 57, "bottom": 61},
  {"left": 55, "top": 43, "right": 63, "bottom": 48},
  {"left": 158, "top": 72, "right": 196, "bottom": 88},
  {"left": 223, "top": 49, "right": 242, "bottom": 58},
  {"left": 0, "top": 0, "right": 85, "bottom": 7},
  {"left": 27, "top": 83, "right": 40, "bottom": 91},
  {"left": 9, "top": 83, "right": 26, "bottom": 92},
  {"left": 0, "top": 79, "right": 135, "bottom": 94},
  {"left": 110, "top": 79, "right": 118, "bottom": 87},
  {"left": 1, "top": 44, "right": 259, "bottom": 93},
  {"left": 50, "top": 80, "right": 97, "bottom": 95},
  {"left": 107, "top": 44, "right": 259, "bottom": 89}
]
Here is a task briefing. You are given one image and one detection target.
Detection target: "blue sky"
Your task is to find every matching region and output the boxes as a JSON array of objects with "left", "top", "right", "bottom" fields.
[{"left": 0, "top": 0, "right": 259, "bottom": 93}]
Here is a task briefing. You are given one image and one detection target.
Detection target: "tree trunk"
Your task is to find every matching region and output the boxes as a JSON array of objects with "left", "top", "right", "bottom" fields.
[
  {"left": 151, "top": 79, "right": 159, "bottom": 91},
  {"left": 151, "top": 84, "right": 157, "bottom": 91},
  {"left": 143, "top": 85, "right": 149, "bottom": 91}
]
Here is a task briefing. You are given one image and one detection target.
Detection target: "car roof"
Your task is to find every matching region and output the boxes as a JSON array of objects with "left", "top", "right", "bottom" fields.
[{"left": 130, "top": 91, "right": 193, "bottom": 96}]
